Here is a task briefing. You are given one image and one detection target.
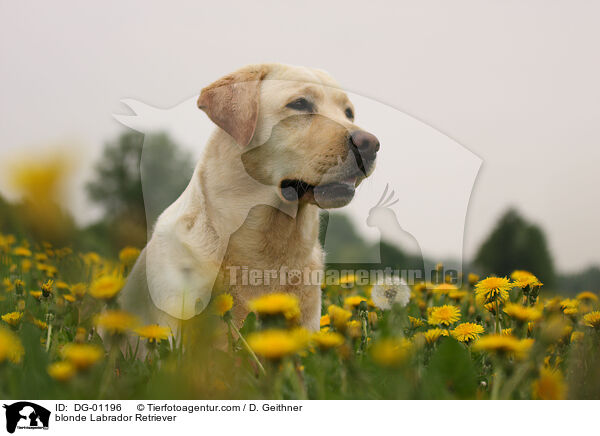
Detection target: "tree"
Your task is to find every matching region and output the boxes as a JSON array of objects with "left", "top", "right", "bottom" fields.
[
  {"left": 85, "top": 131, "right": 194, "bottom": 249},
  {"left": 474, "top": 208, "right": 556, "bottom": 287}
]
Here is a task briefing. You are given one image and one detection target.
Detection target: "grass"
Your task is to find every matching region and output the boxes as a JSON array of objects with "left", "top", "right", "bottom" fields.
[{"left": 1, "top": 236, "right": 600, "bottom": 400}]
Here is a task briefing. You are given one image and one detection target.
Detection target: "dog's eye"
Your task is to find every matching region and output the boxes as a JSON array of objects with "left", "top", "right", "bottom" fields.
[
  {"left": 286, "top": 98, "right": 314, "bottom": 112},
  {"left": 345, "top": 108, "right": 354, "bottom": 120}
]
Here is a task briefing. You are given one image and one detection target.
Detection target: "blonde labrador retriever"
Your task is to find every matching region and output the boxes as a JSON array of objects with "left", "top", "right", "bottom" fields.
[{"left": 120, "top": 63, "right": 379, "bottom": 332}]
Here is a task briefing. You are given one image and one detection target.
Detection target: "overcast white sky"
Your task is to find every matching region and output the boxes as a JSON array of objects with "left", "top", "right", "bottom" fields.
[{"left": 1, "top": 1, "right": 599, "bottom": 272}]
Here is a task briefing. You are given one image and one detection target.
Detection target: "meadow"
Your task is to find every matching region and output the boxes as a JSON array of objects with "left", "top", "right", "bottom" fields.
[{"left": 1, "top": 236, "right": 599, "bottom": 400}]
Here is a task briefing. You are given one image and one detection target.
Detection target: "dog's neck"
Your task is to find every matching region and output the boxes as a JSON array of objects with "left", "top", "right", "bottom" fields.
[{"left": 198, "top": 130, "right": 322, "bottom": 269}]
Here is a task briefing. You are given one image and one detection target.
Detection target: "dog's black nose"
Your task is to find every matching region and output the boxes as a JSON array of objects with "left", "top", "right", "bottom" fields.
[{"left": 349, "top": 130, "right": 380, "bottom": 158}]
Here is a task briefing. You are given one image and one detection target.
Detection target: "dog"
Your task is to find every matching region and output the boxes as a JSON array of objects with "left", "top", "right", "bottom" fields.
[{"left": 120, "top": 63, "right": 379, "bottom": 332}]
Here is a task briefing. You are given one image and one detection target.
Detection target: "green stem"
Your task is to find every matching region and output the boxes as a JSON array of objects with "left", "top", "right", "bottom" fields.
[
  {"left": 227, "top": 319, "right": 266, "bottom": 376},
  {"left": 491, "top": 365, "right": 503, "bottom": 400}
]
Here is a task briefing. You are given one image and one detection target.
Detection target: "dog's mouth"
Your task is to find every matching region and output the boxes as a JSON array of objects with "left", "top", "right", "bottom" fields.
[{"left": 280, "top": 177, "right": 357, "bottom": 209}]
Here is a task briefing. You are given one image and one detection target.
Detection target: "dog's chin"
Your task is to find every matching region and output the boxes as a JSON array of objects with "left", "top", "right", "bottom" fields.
[{"left": 280, "top": 178, "right": 357, "bottom": 209}]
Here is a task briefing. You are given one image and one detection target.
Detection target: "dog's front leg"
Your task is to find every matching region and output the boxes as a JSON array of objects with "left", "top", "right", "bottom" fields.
[{"left": 299, "top": 285, "right": 322, "bottom": 331}]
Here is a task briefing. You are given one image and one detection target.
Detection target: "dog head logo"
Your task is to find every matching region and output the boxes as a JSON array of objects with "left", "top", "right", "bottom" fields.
[
  {"left": 114, "top": 63, "right": 481, "bottom": 320},
  {"left": 3, "top": 402, "right": 50, "bottom": 433}
]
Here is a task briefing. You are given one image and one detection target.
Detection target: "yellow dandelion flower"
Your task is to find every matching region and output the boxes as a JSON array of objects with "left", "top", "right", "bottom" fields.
[
  {"left": 0, "top": 326, "right": 24, "bottom": 363},
  {"left": 119, "top": 246, "right": 141, "bottom": 266},
  {"left": 319, "top": 314, "right": 330, "bottom": 327},
  {"left": 13, "top": 247, "right": 32, "bottom": 257},
  {"left": 346, "top": 320, "right": 362, "bottom": 338},
  {"left": 502, "top": 328, "right": 514, "bottom": 336},
  {"left": 560, "top": 298, "right": 579, "bottom": 310},
  {"left": 511, "top": 270, "right": 543, "bottom": 288},
  {"left": 55, "top": 281, "right": 69, "bottom": 291},
  {"left": 468, "top": 273, "right": 480, "bottom": 285},
  {"left": 428, "top": 305, "right": 461, "bottom": 326},
  {"left": 473, "top": 334, "right": 533, "bottom": 359},
  {"left": 449, "top": 289, "right": 468, "bottom": 301},
  {"left": 247, "top": 329, "right": 303, "bottom": 359},
  {"left": 41, "top": 279, "right": 53, "bottom": 296},
  {"left": 34, "top": 253, "right": 48, "bottom": 262},
  {"left": 47, "top": 361, "right": 76, "bottom": 382},
  {"left": 576, "top": 291, "right": 598, "bottom": 302},
  {"left": 248, "top": 293, "right": 300, "bottom": 321},
  {"left": 327, "top": 305, "right": 353, "bottom": 330},
  {"left": 532, "top": 368, "right": 566, "bottom": 400},
  {"left": 570, "top": 331, "right": 584, "bottom": 343},
  {"left": 474, "top": 277, "right": 513, "bottom": 303},
  {"left": 29, "top": 290, "right": 42, "bottom": 299},
  {"left": 409, "top": 316, "right": 425, "bottom": 328},
  {"left": 370, "top": 337, "right": 412, "bottom": 367},
  {"left": 82, "top": 252, "right": 101, "bottom": 265},
  {"left": 432, "top": 283, "right": 457, "bottom": 296},
  {"left": 63, "top": 294, "right": 76, "bottom": 303},
  {"left": 33, "top": 318, "right": 47, "bottom": 330},
  {"left": 338, "top": 273, "right": 356, "bottom": 287},
  {"left": 1, "top": 312, "right": 23, "bottom": 326},
  {"left": 94, "top": 310, "right": 138, "bottom": 333},
  {"left": 75, "top": 328, "right": 86, "bottom": 343},
  {"left": 214, "top": 293, "right": 233, "bottom": 316},
  {"left": 2, "top": 278, "right": 12, "bottom": 291},
  {"left": 503, "top": 303, "right": 543, "bottom": 322},
  {"left": 89, "top": 275, "right": 125, "bottom": 300},
  {"left": 424, "top": 328, "right": 449, "bottom": 344},
  {"left": 134, "top": 325, "right": 171, "bottom": 343},
  {"left": 451, "top": 322, "right": 485, "bottom": 343},
  {"left": 344, "top": 295, "right": 367, "bottom": 309},
  {"left": 60, "top": 343, "right": 103, "bottom": 369},
  {"left": 21, "top": 259, "right": 32, "bottom": 273},
  {"left": 312, "top": 331, "right": 345, "bottom": 349},
  {"left": 368, "top": 311, "right": 378, "bottom": 327},
  {"left": 37, "top": 264, "right": 57, "bottom": 278},
  {"left": 582, "top": 311, "right": 600, "bottom": 328},
  {"left": 70, "top": 283, "right": 86, "bottom": 298}
]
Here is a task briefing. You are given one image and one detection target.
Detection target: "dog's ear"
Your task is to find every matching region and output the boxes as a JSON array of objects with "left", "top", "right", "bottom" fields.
[{"left": 197, "top": 65, "right": 269, "bottom": 147}]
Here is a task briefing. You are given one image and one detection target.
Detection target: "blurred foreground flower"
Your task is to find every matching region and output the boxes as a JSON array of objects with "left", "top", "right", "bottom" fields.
[
  {"left": 89, "top": 275, "right": 125, "bottom": 300},
  {"left": 576, "top": 291, "right": 598, "bottom": 302},
  {"left": 1, "top": 312, "right": 23, "bottom": 327},
  {"left": 473, "top": 334, "right": 533, "bottom": 359},
  {"left": 247, "top": 329, "right": 304, "bottom": 360},
  {"left": 94, "top": 310, "right": 138, "bottom": 334},
  {"left": 312, "top": 331, "right": 344, "bottom": 349},
  {"left": 370, "top": 337, "right": 412, "bottom": 367},
  {"left": 344, "top": 295, "right": 367, "bottom": 309},
  {"left": 7, "top": 152, "right": 77, "bottom": 241},
  {"left": 248, "top": 293, "right": 300, "bottom": 322},
  {"left": 503, "top": 303, "right": 542, "bottom": 323},
  {"left": 0, "top": 326, "right": 24, "bottom": 363},
  {"left": 134, "top": 325, "right": 171, "bottom": 343},
  {"left": 532, "top": 368, "right": 566, "bottom": 400},
  {"left": 119, "top": 246, "right": 141, "bottom": 266},
  {"left": 47, "top": 361, "right": 76, "bottom": 382},
  {"left": 327, "top": 305, "right": 352, "bottom": 330},
  {"left": 214, "top": 293, "right": 233, "bottom": 316},
  {"left": 582, "top": 311, "right": 600, "bottom": 329},
  {"left": 60, "top": 343, "right": 103, "bottom": 369}
]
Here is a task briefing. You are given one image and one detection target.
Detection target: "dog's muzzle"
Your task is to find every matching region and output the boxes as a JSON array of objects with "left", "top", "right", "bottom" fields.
[{"left": 280, "top": 130, "right": 380, "bottom": 209}]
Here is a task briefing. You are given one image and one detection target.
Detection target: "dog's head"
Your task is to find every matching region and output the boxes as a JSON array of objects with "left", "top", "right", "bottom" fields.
[{"left": 197, "top": 63, "right": 379, "bottom": 209}]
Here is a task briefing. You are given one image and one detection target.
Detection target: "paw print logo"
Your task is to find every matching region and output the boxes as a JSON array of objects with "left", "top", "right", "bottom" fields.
[{"left": 287, "top": 270, "right": 302, "bottom": 286}]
